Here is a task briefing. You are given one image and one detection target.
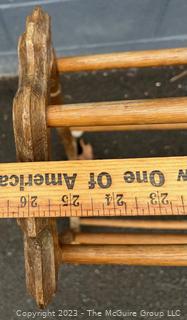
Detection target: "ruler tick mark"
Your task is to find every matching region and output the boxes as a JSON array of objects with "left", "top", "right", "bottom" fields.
[
  {"left": 181, "top": 195, "right": 185, "bottom": 214},
  {"left": 102, "top": 203, "right": 105, "bottom": 216},
  {"left": 91, "top": 198, "right": 94, "bottom": 215},
  {"left": 48, "top": 199, "right": 51, "bottom": 216},
  {"left": 69, "top": 193, "right": 72, "bottom": 216},
  {"left": 170, "top": 201, "right": 174, "bottom": 215},
  {"left": 135, "top": 197, "right": 139, "bottom": 215},
  {"left": 80, "top": 203, "right": 83, "bottom": 216},
  {"left": 124, "top": 202, "right": 127, "bottom": 215},
  {"left": 7, "top": 200, "right": 9, "bottom": 217},
  {"left": 112, "top": 192, "right": 116, "bottom": 215}
]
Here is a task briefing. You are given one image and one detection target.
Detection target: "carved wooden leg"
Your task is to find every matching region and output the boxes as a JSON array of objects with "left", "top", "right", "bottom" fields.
[
  {"left": 19, "top": 218, "right": 59, "bottom": 308},
  {"left": 13, "top": 7, "right": 59, "bottom": 308}
]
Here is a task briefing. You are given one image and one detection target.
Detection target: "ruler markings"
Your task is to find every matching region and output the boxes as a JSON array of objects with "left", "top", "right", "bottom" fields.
[
  {"left": 135, "top": 197, "right": 139, "bottom": 215},
  {"left": 80, "top": 203, "right": 83, "bottom": 216},
  {"left": 91, "top": 197, "right": 94, "bottom": 215},
  {"left": 64, "top": 208, "right": 67, "bottom": 217},
  {"left": 112, "top": 192, "right": 116, "bottom": 215},
  {"left": 181, "top": 195, "right": 185, "bottom": 214},
  {"left": 177, "top": 207, "right": 180, "bottom": 215},
  {"left": 170, "top": 201, "right": 173, "bottom": 215},
  {"left": 102, "top": 203, "right": 105, "bottom": 216},
  {"left": 0, "top": 156, "right": 187, "bottom": 218},
  {"left": 157, "top": 191, "right": 162, "bottom": 215},
  {"left": 69, "top": 193, "right": 72, "bottom": 216},
  {"left": 124, "top": 202, "right": 127, "bottom": 215},
  {"left": 1, "top": 198, "right": 187, "bottom": 218}
]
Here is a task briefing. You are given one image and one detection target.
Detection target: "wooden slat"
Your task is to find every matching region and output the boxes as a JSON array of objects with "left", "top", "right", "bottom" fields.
[
  {"left": 57, "top": 48, "right": 187, "bottom": 73},
  {"left": 47, "top": 97, "right": 187, "bottom": 127},
  {"left": 60, "top": 244, "right": 187, "bottom": 266}
]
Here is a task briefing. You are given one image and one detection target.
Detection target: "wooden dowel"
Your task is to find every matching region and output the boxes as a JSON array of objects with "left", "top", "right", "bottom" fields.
[
  {"left": 47, "top": 97, "right": 187, "bottom": 127},
  {"left": 57, "top": 48, "right": 187, "bottom": 73},
  {"left": 60, "top": 244, "right": 187, "bottom": 266},
  {"left": 73, "top": 233, "right": 187, "bottom": 245},
  {"left": 71, "top": 123, "right": 187, "bottom": 132},
  {"left": 80, "top": 218, "right": 187, "bottom": 230}
]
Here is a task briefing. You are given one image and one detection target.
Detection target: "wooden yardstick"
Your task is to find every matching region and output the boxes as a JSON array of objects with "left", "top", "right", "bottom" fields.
[{"left": 0, "top": 156, "right": 187, "bottom": 218}]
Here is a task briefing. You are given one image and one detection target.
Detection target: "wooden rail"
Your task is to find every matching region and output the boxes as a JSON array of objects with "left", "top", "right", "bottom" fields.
[
  {"left": 47, "top": 97, "right": 187, "bottom": 127},
  {"left": 57, "top": 48, "right": 187, "bottom": 72},
  {"left": 80, "top": 219, "right": 187, "bottom": 230},
  {"left": 68, "top": 232, "right": 187, "bottom": 245},
  {"left": 60, "top": 244, "right": 187, "bottom": 266},
  {"left": 70, "top": 124, "right": 187, "bottom": 131}
]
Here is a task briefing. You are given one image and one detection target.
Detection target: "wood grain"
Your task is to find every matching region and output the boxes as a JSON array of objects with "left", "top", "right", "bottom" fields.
[
  {"left": 70, "top": 123, "right": 187, "bottom": 132},
  {"left": 60, "top": 244, "right": 187, "bottom": 266},
  {"left": 13, "top": 11, "right": 50, "bottom": 162},
  {"left": 12, "top": 7, "right": 59, "bottom": 308},
  {"left": 62, "top": 232, "right": 187, "bottom": 245},
  {"left": 80, "top": 218, "right": 187, "bottom": 230},
  {"left": 47, "top": 97, "right": 187, "bottom": 127},
  {"left": 0, "top": 156, "right": 187, "bottom": 217},
  {"left": 57, "top": 48, "right": 187, "bottom": 73}
]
